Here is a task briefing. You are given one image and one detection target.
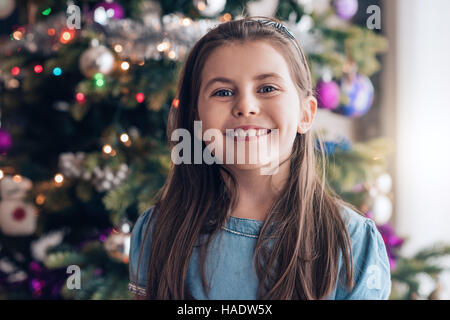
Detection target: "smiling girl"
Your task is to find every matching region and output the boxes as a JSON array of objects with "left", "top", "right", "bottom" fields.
[{"left": 128, "top": 16, "right": 391, "bottom": 300}]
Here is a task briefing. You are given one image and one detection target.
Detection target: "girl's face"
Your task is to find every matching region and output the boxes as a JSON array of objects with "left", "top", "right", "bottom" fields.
[{"left": 197, "top": 40, "right": 316, "bottom": 171}]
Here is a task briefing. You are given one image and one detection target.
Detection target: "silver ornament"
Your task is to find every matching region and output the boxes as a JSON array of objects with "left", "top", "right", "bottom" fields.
[{"left": 79, "top": 45, "right": 115, "bottom": 78}]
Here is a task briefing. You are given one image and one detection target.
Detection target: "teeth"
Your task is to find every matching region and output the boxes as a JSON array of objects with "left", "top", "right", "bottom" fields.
[{"left": 226, "top": 128, "right": 270, "bottom": 137}]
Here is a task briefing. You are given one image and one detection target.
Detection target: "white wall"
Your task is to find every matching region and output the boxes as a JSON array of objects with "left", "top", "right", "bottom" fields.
[{"left": 391, "top": 0, "right": 450, "bottom": 298}]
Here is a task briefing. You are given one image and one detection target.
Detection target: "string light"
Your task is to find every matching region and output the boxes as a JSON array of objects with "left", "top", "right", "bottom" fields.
[
  {"left": 34, "top": 64, "right": 43, "bottom": 73},
  {"left": 157, "top": 41, "right": 170, "bottom": 52},
  {"left": 172, "top": 98, "right": 179, "bottom": 108},
  {"left": 11, "top": 67, "right": 20, "bottom": 76},
  {"left": 47, "top": 28, "right": 56, "bottom": 36},
  {"left": 60, "top": 29, "right": 75, "bottom": 44},
  {"left": 94, "top": 73, "right": 104, "bottom": 87},
  {"left": 42, "top": 8, "right": 51, "bottom": 16},
  {"left": 75, "top": 92, "right": 86, "bottom": 103},
  {"left": 52, "top": 67, "right": 62, "bottom": 76},
  {"left": 103, "top": 144, "right": 113, "bottom": 154},
  {"left": 12, "top": 31, "right": 23, "bottom": 40},
  {"left": 168, "top": 50, "right": 177, "bottom": 60},
  {"left": 54, "top": 173, "right": 64, "bottom": 185},
  {"left": 120, "top": 61, "right": 130, "bottom": 71},
  {"left": 114, "top": 44, "right": 123, "bottom": 53},
  {"left": 36, "top": 194, "right": 46, "bottom": 205},
  {"left": 120, "top": 133, "right": 129, "bottom": 143},
  {"left": 0, "top": 169, "right": 3, "bottom": 180},
  {"left": 135, "top": 93, "right": 145, "bottom": 103},
  {"left": 13, "top": 175, "right": 22, "bottom": 183}
]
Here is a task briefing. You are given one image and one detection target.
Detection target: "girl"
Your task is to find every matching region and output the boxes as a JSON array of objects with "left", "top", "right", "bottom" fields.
[{"left": 128, "top": 16, "right": 391, "bottom": 300}]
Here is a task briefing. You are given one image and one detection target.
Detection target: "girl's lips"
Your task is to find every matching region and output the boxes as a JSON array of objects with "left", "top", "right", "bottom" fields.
[{"left": 223, "top": 129, "right": 272, "bottom": 141}]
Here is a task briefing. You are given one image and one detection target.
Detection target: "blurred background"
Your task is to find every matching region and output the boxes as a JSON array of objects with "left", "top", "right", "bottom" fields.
[{"left": 0, "top": 0, "right": 449, "bottom": 300}]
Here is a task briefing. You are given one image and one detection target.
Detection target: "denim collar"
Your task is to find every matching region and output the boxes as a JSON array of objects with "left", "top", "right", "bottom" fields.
[{"left": 223, "top": 215, "right": 264, "bottom": 238}]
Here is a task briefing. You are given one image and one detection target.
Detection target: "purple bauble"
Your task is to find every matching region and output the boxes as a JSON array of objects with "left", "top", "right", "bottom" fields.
[
  {"left": 334, "top": 0, "right": 358, "bottom": 20},
  {"left": 336, "top": 74, "right": 374, "bottom": 118},
  {"left": 316, "top": 80, "right": 340, "bottom": 110},
  {"left": 0, "top": 128, "right": 12, "bottom": 154}
]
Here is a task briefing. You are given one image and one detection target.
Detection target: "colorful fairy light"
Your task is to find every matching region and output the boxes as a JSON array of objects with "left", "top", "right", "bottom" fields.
[
  {"left": 135, "top": 93, "right": 145, "bottom": 103},
  {"left": 42, "top": 8, "right": 51, "bottom": 16},
  {"left": 52, "top": 67, "right": 62, "bottom": 76},
  {"left": 120, "top": 61, "right": 130, "bottom": 70},
  {"left": 11, "top": 66, "right": 20, "bottom": 76},
  {"left": 13, "top": 175, "right": 22, "bottom": 183},
  {"left": 94, "top": 73, "right": 104, "bottom": 87},
  {"left": 54, "top": 173, "right": 64, "bottom": 184},
  {"left": 120, "top": 133, "right": 129, "bottom": 143},
  {"left": 0, "top": 169, "right": 4, "bottom": 180},
  {"left": 75, "top": 92, "right": 86, "bottom": 103},
  {"left": 34, "top": 65, "right": 43, "bottom": 73},
  {"left": 60, "top": 29, "right": 75, "bottom": 44},
  {"left": 102, "top": 144, "right": 113, "bottom": 154},
  {"left": 172, "top": 98, "right": 179, "bottom": 108},
  {"left": 47, "top": 28, "right": 56, "bottom": 36},
  {"left": 12, "top": 30, "right": 23, "bottom": 40}
]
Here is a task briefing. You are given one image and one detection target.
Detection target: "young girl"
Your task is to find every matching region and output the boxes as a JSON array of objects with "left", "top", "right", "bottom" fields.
[{"left": 128, "top": 16, "right": 391, "bottom": 300}]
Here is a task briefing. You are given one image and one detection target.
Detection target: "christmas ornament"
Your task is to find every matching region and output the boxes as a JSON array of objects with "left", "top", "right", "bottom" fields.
[
  {"left": 336, "top": 74, "right": 374, "bottom": 118},
  {"left": 0, "top": 0, "right": 15, "bottom": 20},
  {"left": 93, "top": 1, "right": 124, "bottom": 25},
  {"left": 333, "top": 0, "right": 358, "bottom": 20},
  {"left": 296, "top": 0, "right": 330, "bottom": 15},
  {"left": 247, "top": 0, "right": 279, "bottom": 18},
  {"left": 371, "top": 194, "right": 392, "bottom": 225},
  {"left": 140, "top": 0, "right": 162, "bottom": 29},
  {"left": 91, "top": 164, "right": 129, "bottom": 192},
  {"left": 316, "top": 79, "right": 340, "bottom": 110},
  {"left": 79, "top": 45, "right": 114, "bottom": 78},
  {"left": 58, "top": 152, "right": 86, "bottom": 178},
  {"left": 31, "top": 231, "right": 65, "bottom": 262},
  {"left": 194, "top": 0, "right": 227, "bottom": 17},
  {"left": 0, "top": 128, "right": 12, "bottom": 154},
  {"left": 104, "top": 221, "right": 131, "bottom": 263},
  {"left": 0, "top": 175, "right": 38, "bottom": 236},
  {"left": 376, "top": 172, "right": 392, "bottom": 194}
]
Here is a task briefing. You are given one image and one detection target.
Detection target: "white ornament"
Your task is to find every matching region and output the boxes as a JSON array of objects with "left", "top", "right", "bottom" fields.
[
  {"left": 194, "top": 0, "right": 227, "bottom": 17},
  {"left": 0, "top": 0, "right": 15, "bottom": 20},
  {"left": 372, "top": 194, "right": 392, "bottom": 225},
  {"left": 247, "top": 0, "right": 279, "bottom": 17},
  {"left": 79, "top": 45, "right": 115, "bottom": 78},
  {"left": 376, "top": 173, "right": 392, "bottom": 194},
  {"left": 0, "top": 176, "right": 37, "bottom": 236},
  {"left": 31, "top": 230, "right": 65, "bottom": 262}
]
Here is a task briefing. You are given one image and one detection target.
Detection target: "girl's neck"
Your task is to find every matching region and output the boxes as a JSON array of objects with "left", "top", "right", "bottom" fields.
[{"left": 223, "top": 160, "right": 290, "bottom": 221}]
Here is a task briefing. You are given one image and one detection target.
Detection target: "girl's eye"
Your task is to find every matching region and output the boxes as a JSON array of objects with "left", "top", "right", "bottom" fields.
[
  {"left": 212, "top": 89, "right": 233, "bottom": 97},
  {"left": 212, "top": 86, "right": 277, "bottom": 97},
  {"left": 259, "top": 86, "right": 277, "bottom": 93}
]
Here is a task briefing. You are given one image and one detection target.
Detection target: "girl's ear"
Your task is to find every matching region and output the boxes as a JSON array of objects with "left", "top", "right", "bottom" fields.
[{"left": 297, "top": 96, "right": 317, "bottom": 134}]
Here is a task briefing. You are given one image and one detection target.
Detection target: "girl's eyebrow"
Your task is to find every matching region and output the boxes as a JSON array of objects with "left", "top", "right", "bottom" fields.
[{"left": 203, "top": 72, "right": 284, "bottom": 92}]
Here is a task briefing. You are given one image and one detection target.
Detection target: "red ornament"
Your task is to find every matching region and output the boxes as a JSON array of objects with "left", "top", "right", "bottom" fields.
[
  {"left": 135, "top": 93, "right": 145, "bottom": 103},
  {"left": 12, "top": 207, "right": 26, "bottom": 221}
]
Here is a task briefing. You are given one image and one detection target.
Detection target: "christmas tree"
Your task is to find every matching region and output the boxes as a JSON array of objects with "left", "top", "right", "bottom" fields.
[{"left": 0, "top": 0, "right": 394, "bottom": 299}]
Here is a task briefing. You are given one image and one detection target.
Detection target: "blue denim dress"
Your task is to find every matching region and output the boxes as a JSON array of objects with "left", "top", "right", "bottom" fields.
[{"left": 128, "top": 205, "right": 391, "bottom": 299}]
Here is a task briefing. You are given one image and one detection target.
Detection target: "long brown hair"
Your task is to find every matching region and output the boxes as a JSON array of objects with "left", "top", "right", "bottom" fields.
[{"left": 136, "top": 16, "right": 361, "bottom": 300}]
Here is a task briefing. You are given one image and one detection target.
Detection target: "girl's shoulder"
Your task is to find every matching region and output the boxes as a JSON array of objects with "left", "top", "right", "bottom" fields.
[
  {"left": 128, "top": 206, "right": 157, "bottom": 297},
  {"left": 334, "top": 205, "right": 392, "bottom": 299}
]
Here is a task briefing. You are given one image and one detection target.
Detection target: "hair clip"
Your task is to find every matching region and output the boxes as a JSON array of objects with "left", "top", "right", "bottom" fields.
[{"left": 256, "top": 19, "right": 296, "bottom": 40}]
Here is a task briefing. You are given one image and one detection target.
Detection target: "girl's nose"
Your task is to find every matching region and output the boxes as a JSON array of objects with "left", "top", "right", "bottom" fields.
[{"left": 232, "top": 92, "right": 260, "bottom": 117}]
